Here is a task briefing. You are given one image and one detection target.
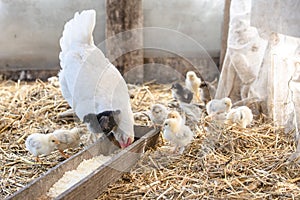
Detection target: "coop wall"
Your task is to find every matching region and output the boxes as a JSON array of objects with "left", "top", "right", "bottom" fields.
[{"left": 0, "top": 0, "right": 224, "bottom": 82}]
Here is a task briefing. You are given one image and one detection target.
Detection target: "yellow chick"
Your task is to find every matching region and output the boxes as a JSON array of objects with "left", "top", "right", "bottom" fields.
[
  {"left": 163, "top": 118, "right": 194, "bottom": 154},
  {"left": 25, "top": 133, "right": 60, "bottom": 162},
  {"left": 185, "top": 71, "right": 201, "bottom": 102},
  {"left": 206, "top": 97, "right": 232, "bottom": 116},
  {"left": 52, "top": 127, "right": 85, "bottom": 158},
  {"left": 149, "top": 104, "right": 168, "bottom": 127},
  {"left": 167, "top": 110, "right": 185, "bottom": 125},
  {"left": 226, "top": 106, "right": 253, "bottom": 128}
]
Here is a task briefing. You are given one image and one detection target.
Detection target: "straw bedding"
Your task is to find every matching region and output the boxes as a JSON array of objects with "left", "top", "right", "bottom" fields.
[{"left": 1, "top": 79, "right": 300, "bottom": 199}]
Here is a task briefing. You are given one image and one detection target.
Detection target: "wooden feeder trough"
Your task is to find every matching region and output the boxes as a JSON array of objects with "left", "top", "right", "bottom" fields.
[{"left": 7, "top": 126, "right": 160, "bottom": 200}]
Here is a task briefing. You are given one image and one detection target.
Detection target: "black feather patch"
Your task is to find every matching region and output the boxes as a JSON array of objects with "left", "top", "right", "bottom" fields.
[
  {"left": 171, "top": 83, "right": 193, "bottom": 103},
  {"left": 83, "top": 110, "right": 121, "bottom": 135},
  {"left": 96, "top": 110, "right": 121, "bottom": 134}
]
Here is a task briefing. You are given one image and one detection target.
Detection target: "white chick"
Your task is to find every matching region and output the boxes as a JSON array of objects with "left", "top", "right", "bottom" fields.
[
  {"left": 149, "top": 104, "right": 168, "bottom": 127},
  {"left": 47, "top": 76, "right": 60, "bottom": 87},
  {"left": 226, "top": 106, "right": 253, "bottom": 128},
  {"left": 206, "top": 97, "right": 232, "bottom": 116},
  {"left": 163, "top": 118, "right": 194, "bottom": 154},
  {"left": 25, "top": 133, "right": 60, "bottom": 162},
  {"left": 185, "top": 71, "right": 201, "bottom": 102},
  {"left": 205, "top": 112, "right": 227, "bottom": 122},
  {"left": 52, "top": 128, "right": 85, "bottom": 158}
]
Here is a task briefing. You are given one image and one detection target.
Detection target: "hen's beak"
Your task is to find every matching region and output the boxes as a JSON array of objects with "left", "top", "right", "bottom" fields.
[{"left": 119, "top": 137, "right": 134, "bottom": 149}]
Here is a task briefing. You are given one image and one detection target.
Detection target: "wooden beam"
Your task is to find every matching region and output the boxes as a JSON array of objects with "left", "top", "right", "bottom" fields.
[
  {"left": 106, "top": 0, "right": 144, "bottom": 83},
  {"left": 219, "top": 0, "right": 231, "bottom": 71}
]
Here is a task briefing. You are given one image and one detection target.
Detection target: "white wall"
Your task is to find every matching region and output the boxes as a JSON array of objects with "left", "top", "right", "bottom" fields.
[
  {"left": 0, "top": 0, "right": 106, "bottom": 70},
  {"left": 143, "top": 0, "right": 225, "bottom": 57},
  {"left": 0, "top": 0, "right": 224, "bottom": 70}
]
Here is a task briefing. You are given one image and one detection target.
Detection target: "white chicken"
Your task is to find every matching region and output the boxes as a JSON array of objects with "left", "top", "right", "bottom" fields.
[
  {"left": 185, "top": 71, "right": 201, "bottom": 102},
  {"left": 58, "top": 10, "right": 134, "bottom": 148},
  {"left": 149, "top": 104, "right": 168, "bottom": 127},
  {"left": 206, "top": 97, "right": 232, "bottom": 116},
  {"left": 226, "top": 106, "right": 253, "bottom": 128},
  {"left": 52, "top": 127, "right": 85, "bottom": 158},
  {"left": 163, "top": 118, "right": 194, "bottom": 154},
  {"left": 25, "top": 133, "right": 60, "bottom": 162}
]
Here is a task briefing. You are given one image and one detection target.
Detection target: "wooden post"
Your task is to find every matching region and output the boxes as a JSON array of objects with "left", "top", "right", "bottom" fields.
[
  {"left": 106, "top": 0, "right": 144, "bottom": 83},
  {"left": 219, "top": 0, "right": 231, "bottom": 70}
]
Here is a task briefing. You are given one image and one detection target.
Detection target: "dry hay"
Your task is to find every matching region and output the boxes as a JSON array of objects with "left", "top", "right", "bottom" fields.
[
  {"left": 98, "top": 121, "right": 300, "bottom": 199},
  {"left": 0, "top": 79, "right": 300, "bottom": 199},
  {"left": 0, "top": 79, "right": 82, "bottom": 199}
]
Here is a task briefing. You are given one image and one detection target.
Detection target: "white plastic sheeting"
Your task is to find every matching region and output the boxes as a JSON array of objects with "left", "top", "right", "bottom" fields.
[
  {"left": 216, "top": 0, "right": 300, "bottom": 142},
  {"left": 215, "top": 0, "right": 268, "bottom": 114}
]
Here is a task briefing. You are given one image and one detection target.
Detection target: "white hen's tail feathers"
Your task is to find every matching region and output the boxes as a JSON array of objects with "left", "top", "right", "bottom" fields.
[{"left": 59, "top": 9, "right": 96, "bottom": 65}]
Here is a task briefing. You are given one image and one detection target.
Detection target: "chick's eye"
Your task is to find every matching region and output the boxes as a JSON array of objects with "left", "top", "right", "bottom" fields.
[{"left": 51, "top": 140, "right": 56, "bottom": 143}]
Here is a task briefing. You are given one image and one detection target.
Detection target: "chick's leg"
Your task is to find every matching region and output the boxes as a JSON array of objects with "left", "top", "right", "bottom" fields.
[
  {"left": 178, "top": 146, "right": 185, "bottom": 154},
  {"left": 173, "top": 145, "right": 179, "bottom": 154},
  {"left": 35, "top": 156, "right": 41, "bottom": 163},
  {"left": 59, "top": 149, "right": 70, "bottom": 158},
  {"left": 87, "top": 132, "right": 97, "bottom": 144},
  {"left": 195, "top": 91, "right": 203, "bottom": 104}
]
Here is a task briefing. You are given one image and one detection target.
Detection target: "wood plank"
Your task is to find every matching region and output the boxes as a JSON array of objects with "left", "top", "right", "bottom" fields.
[
  {"left": 219, "top": 0, "right": 231, "bottom": 70},
  {"left": 106, "top": 0, "right": 144, "bottom": 83},
  {"left": 6, "top": 126, "right": 159, "bottom": 200}
]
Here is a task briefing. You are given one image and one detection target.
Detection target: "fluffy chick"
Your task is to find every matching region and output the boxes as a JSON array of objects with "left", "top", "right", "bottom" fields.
[
  {"left": 52, "top": 127, "right": 85, "bottom": 158},
  {"left": 199, "top": 81, "right": 216, "bottom": 104},
  {"left": 185, "top": 71, "right": 201, "bottom": 102},
  {"left": 179, "top": 102, "right": 202, "bottom": 122},
  {"left": 163, "top": 118, "right": 194, "bottom": 154},
  {"left": 84, "top": 110, "right": 121, "bottom": 134},
  {"left": 25, "top": 133, "right": 60, "bottom": 162},
  {"left": 83, "top": 110, "right": 121, "bottom": 143},
  {"left": 226, "top": 106, "right": 253, "bottom": 128},
  {"left": 167, "top": 110, "right": 185, "bottom": 125},
  {"left": 149, "top": 104, "right": 168, "bottom": 127},
  {"left": 206, "top": 97, "right": 232, "bottom": 116},
  {"left": 171, "top": 83, "right": 193, "bottom": 104}
]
